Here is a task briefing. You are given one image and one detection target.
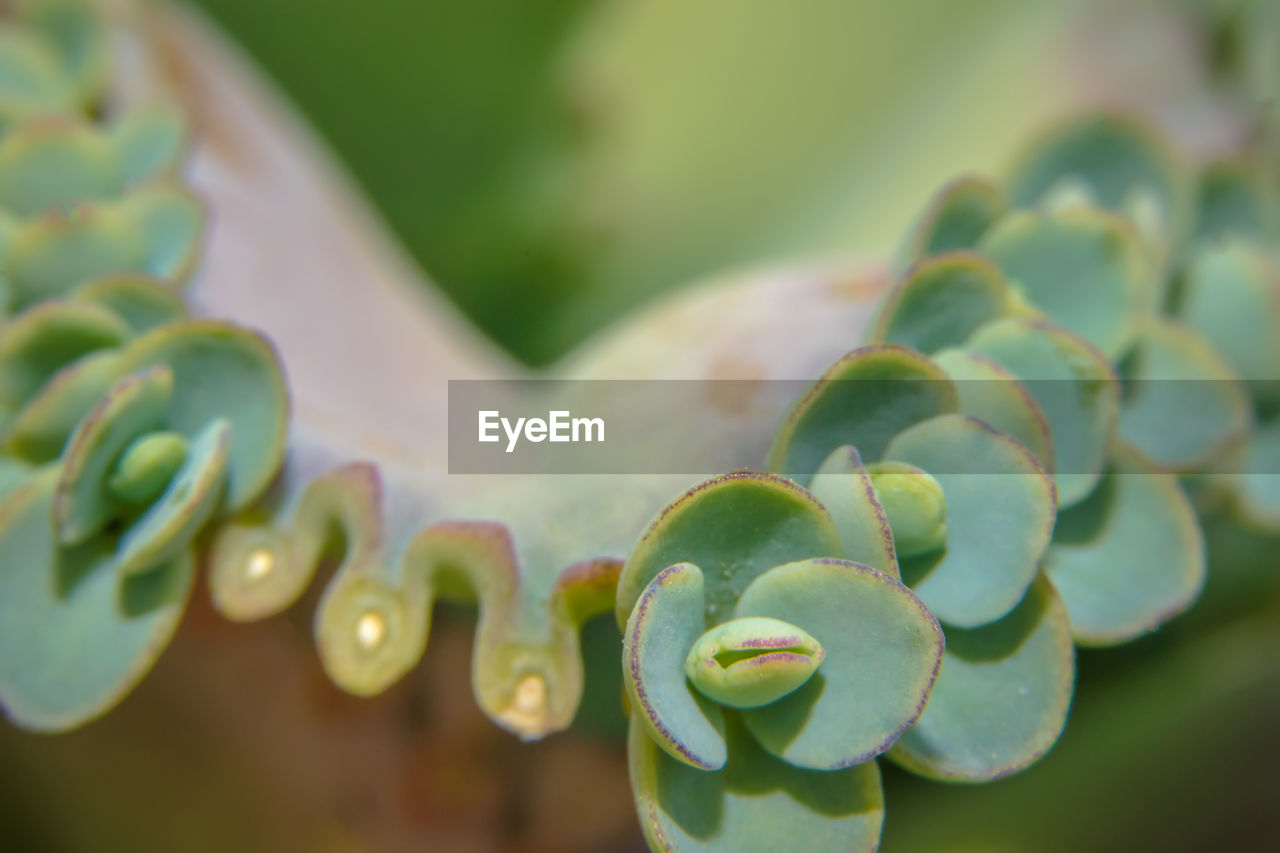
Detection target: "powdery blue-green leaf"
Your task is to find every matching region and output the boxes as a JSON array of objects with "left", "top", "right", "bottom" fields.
[
  {"left": 617, "top": 472, "right": 842, "bottom": 628},
  {"left": 112, "top": 418, "right": 230, "bottom": 577},
  {"left": 868, "top": 252, "right": 1014, "bottom": 353},
  {"left": 932, "top": 347, "right": 1055, "bottom": 474},
  {"left": 0, "top": 467, "right": 194, "bottom": 731},
  {"left": 113, "top": 321, "right": 288, "bottom": 511},
  {"left": 1231, "top": 420, "right": 1280, "bottom": 532},
  {"left": 888, "top": 575, "right": 1074, "bottom": 782},
  {"left": 979, "top": 205, "right": 1152, "bottom": 359},
  {"left": 0, "top": 297, "right": 126, "bottom": 408},
  {"left": 897, "top": 175, "right": 1005, "bottom": 268},
  {"left": 109, "top": 106, "right": 188, "bottom": 186},
  {"left": 807, "top": 445, "right": 897, "bottom": 577},
  {"left": 736, "top": 558, "right": 942, "bottom": 770},
  {"left": 628, "top": 710, "right": 884, "bottom": 853},
  {"left": 767, "top": 345, "right": 958, "bottom": 482},
  {"left": 1007, "top": 113, "right": 1182, "bottom": 218},
  {"left": 1194, "top": 160, "right": 1276, "bottom": 243},
  {"left": 0, "top": 114, "right": 119, "bottom": 215},
  {"left": 1116, "top": 318, "right": 1251, "bottom": 472},
  {"left": 884, "top": 413, "right": 1055, "bottom": 628},
  {"left": 4, "top": 347, "right": 119, "bottom": 461},
  {"left": 965, "top": 317, "right": 1119, "bottom": 508},
  {"left": 1179, "top": 240, "right": 1280, "bottom": 407},
  {"left": 1044, "top": 470, "right": 1204, "bottom": 645},
  {"left": 53, "top": 365, "right": 172, "bottom": 544},
  {"left": 73, "top": 276, "right": 185, "bottom": 333},
  {"left": 120, "top": 185, "right": 204, "bottom": 281},
  {"left": 624, "top": 562, "right": 727, "bottom": 771}
]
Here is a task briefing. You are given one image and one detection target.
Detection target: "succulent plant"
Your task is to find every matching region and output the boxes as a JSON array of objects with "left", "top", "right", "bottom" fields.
[
  {"left": 617, "top": 471, "right": 942, "bottom": 850},
  {"left": 0, "top": 0, "right": 288, "bottom": 732}
]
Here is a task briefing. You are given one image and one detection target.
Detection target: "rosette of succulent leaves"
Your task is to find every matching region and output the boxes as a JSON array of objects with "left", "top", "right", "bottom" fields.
[{"left": 0, "top": 2, "right": 1276, "bottom": 852}]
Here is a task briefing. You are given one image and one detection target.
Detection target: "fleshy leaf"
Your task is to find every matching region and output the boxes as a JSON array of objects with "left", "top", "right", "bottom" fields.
[
  {"left": 0, "top": 115, "right": 119, "bottom": 215},
  {"left": 965, "top": 317, "right": 1119, "bottom": 507},
  {"left": 629, "top": 710, "right": 884, "bottom": 853},
  {"left": 617, "top": 472, "right": 842, "bottom": 628},
  {"left": 1045, "top": 470, "right": 1204, "bottom": 645},
  {"left": 1007, "top": 114, "right": 1182, "bottom": 218},
  {"left": 685, "top": 616, "right": 823, "bottom": 710},
  {"left": 0, "top": 468, "right": 194, "bottom": 731},
  {"left": 4, "top": 347, "right": 119, "bottom": 461},
  {"left": 767, "top": 345, "right": 958, "bottom": 482},
  {"left": 1178, "top": 240, "right": 1280, "bottom": 407},
  {"left": 120, "top": 184, "right": 204, "bottom": 280},
  {"left": 112, "top": 418, "right": 230, "bottom": 577},
  {"left": 113, "top": 321, "right": 288, "bottom": 511},
  {"left": 932, "top": 347, "right": 1055, "bottom": 473},
  {"left": 1115, "top": 318, "right": 1251, "bottom": 471},
  {"left": 868, "top": 252, "right": 1013, "bottom": 353},
  {"left": 109, "top": 106, "right": 188, "bottom": 186},
  {"left": 979, "top": 205, "right": 1152, "bottom": 359},
  {"left": 736, "top": 558, "right": 942, "bottom": 770},
  {"left": 888, "top": 575, "right": 1074, "bottom": 782},
  {"left": 623, "top": 562, "right": 727, "bottom": 770},
  {"left": 0, "top": 297, "right": 126, "bottom": 408},
  {"left": 1231, "top": 420, "right": 1280, "bottom": 532},
  {"left": 898, "top": 175, "right": 1006, "bottom": 267},
  {"left": 53, "top": 365, "right": 173, "bottom": 544},
  {"left": 884, "top": 413, "right": 1055, "bottom": 628},
  {"left": 73, "top": 276, "right": 186, "bottom": 333},
  {"left": 808, "top": 446, "right": 897, "bottom": 577},
  {"left": 1194, "top": 160, "right": 1276, "bottom": 243}
]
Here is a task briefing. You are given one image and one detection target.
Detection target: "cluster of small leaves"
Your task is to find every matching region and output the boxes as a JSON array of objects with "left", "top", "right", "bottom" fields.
[
  {"left": 619, "top": 113, "right": 1278, "bottom": 851},
  {"left": 0, "top": 0, "right": 288, "bottom": 731}
]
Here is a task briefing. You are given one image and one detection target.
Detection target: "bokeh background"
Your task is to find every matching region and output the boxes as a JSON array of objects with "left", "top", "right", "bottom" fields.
[{"left": 2, "top": 0, "right": 1278, "bottom": 850}]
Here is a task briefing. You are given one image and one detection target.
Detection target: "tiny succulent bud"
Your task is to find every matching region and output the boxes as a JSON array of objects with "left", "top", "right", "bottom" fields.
[
  {"left": 868, "top": 462, "right": 948, "bottom": 557},
  {"left": 684, "top": 616, "right": 824, "bottom": 709},
  {"left": 108, "top": 430, "right": 188, "bottom": 503}
]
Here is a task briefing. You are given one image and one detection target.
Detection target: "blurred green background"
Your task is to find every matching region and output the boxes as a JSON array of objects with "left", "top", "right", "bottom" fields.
[{"left": 190, "top": 0, "right": 1079, "bottom": 365}]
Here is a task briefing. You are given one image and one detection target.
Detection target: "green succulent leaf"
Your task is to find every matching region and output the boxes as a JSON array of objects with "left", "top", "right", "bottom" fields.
[
  {"left": 0, "top": 114, "right": 119, "bottom": 215},
  {"left": 883, "top": 413, "right": 1055, "bottom": 628},
  {"left": 684, "top": 616, "right": 823, "bottom": 711},
  {"left": 868, "top": 251, "right": 1014, "bottom": 353},
  {"left": 1231, "top": 420, "right": 1280, "bottom": 532},
  {"left": 18, "top": 0, "right": 111, "bottom": 103},
  {"left": 932, "top": 347, "right": 1055, "bottom": 472},
  {"left": 73, "top": 276, "right": 186, "bottom": 333},
  {"left": 767, "top": 345, "right": 958, "bottom": 482},
  {"left": 111, "top": 418, "right": 230, "bottom": 578},
  {"left": 965, "top": 317, "right": 1119, "bottom": 507},
  {"left": 0, "top": 29, "right": 78, "bottom": 134},
  {"left": 53, "top": 365, "right": 173, "bottom": 544},
  {"left": 624, "top": 562, "right": 727, "bottom": 771},
  {"left": 1194, "top": 160, "right": 1276, "bottom": 243},
  {"left": 1115, "top": 318, "right": 1251, "bottom": 472},
  {"left": 628, "top": 710, "right": 884, "bottom": 853},
  {"left": 888, "top": 575, "right": 1074, "bottom": 782},
  {"left": 736, "top": 558, "right": 942, "bottom": 771},
  {"left": 4, "top": 346, "right": 118, "bottom": 461},
  {"left": 0, "top": 297, "right": 127, "bottom": 408},
  {"left": 1007, "top": 113, "right": 1182, "bottom": 220},
  {"left": 1044, "top": 470, "right": 1204, "bottom": 645},
  {"left": 865, "top": 461, "right": 948, "bottom": 558},
  {"left": 113, "top": 321, "right": 289, "bottom": 511},
  {"left": 979, "top": 204, "right": 1153, "bottom": 359},
  {"left": 616, "top": 472, "right": 842, "bottom": 628},
  {"left": 1178, "top": 240, "right": 1280, "bottom": 407},
  {"left": 0, "top": 467, "right": 194, "bottom": 731},
  {"left": 897, "top": 175, "right": 1006, "bottom": 268},
  {"left": 109, "top": 106, "right": 188, "bottom": 187},
  {"left": 807, "top": 445, "right": 897, "bottom": 578}
]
